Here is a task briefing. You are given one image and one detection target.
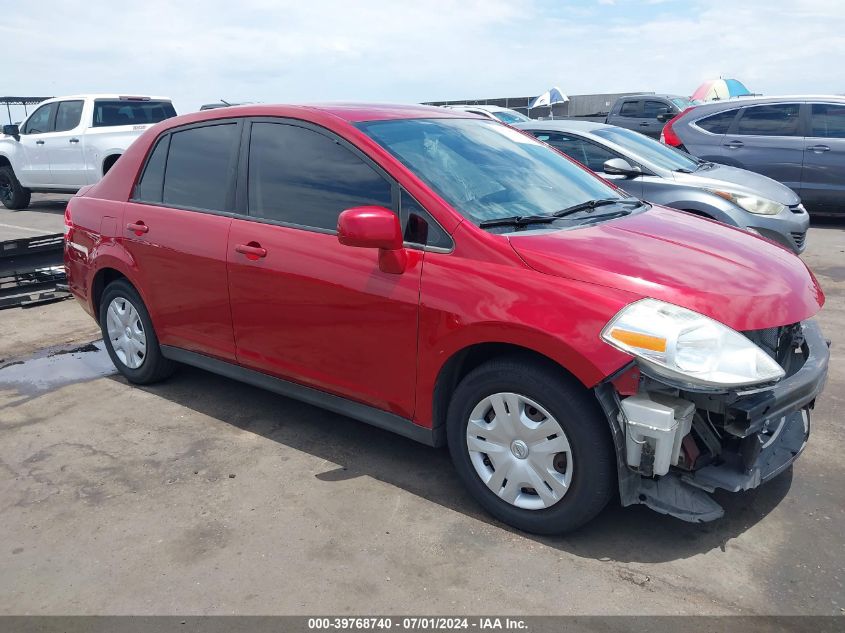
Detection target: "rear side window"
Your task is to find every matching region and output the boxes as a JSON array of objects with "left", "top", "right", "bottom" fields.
[
  {"left": 133, "top": 136, "right": 169, "bottom": 203},
  {"left": 735, "top": 104, "right": 801, "bottom": 137},
  {"left": 810, "top": 103, "right": 845, "bottom": 138},
  {"left": 162, "top": 123, "right": 238, "bottom": 211},
  {"left": 247, "top": 122, "right": 393, "bottom": 231},
  {"left": 695, "top": 109, "right": 738, "bottom": 134},
  {"left": 540, "top": 133, "right": 617, "bottom": 172},
  {"left": 93, "top": 100, "right": 177, "bottom": 127},
  {"left": 54, "top": 100, "right": 84, "bottom": 132},
  {"left": 619, "top": 101, "right": 640, "bottom": 117},
  {"left": 643, "top": 100, "right": 671, "bottom": 119},
  {"left": 22, "top": 103, "right": 56, "bottom": 134}
]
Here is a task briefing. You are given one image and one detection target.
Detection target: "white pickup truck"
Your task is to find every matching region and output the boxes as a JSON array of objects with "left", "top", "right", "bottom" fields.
[{"left": 0, "top": 94, "right": 176, "bottom": 209}]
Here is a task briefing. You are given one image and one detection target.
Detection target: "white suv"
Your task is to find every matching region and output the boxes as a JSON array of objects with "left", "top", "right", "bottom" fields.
[{"left": 0, "top": 94, "right": 176, "bottom": 209}]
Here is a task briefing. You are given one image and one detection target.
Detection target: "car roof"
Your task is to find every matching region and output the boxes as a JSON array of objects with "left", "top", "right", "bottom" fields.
[
  {"left": 685, "top": 94, "right": 845, "bottom": 114},
  {"left": 445, "top": 104, "right": 513, "bottom": 113},
  {"left": 617, "top": 94, "right": 687, "bottom": 100},
  {"left": 515, "top": 120, "right": 612, "bottom": 133},
  {"left": 41, "top": 94, "right": 172, "bottom": 102},
  {"left": 189, "top": 102, "right": 474, "bottom": 123}
]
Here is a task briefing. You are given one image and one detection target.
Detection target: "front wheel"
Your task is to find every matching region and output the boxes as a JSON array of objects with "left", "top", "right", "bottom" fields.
[
  {"left": 99, "top": 279, "right": 175, "bottom": 384},
  {"left": 0, "top": 165, "right": 31, "bottom": 210},
  {"left": 447, "top": 357, "right": 616, "bottom": 534}
]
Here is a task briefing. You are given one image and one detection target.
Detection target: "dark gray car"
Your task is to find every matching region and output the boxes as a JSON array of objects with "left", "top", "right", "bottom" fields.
[
  {"left": 605, "top": 94, "right": 695, "bottom": 138},
  {"left": 516, "top": 120, "right": 810, "bottom": 253},
  {"left": 661, "top": 95, "right": 845, "bottom": 216}
]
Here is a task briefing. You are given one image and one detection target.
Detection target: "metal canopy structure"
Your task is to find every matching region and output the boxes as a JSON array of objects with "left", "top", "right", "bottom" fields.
[{"left": 1, "top": 96, "right": 52, "bottom": 124}]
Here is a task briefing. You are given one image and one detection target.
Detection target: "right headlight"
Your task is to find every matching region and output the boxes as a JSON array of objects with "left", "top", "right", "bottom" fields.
[
  {"left": 707, "top": 189, "right": 786, "bottom": 216},
  {"left": 601, "top": 299, "right": 785, "bottom": 389}
]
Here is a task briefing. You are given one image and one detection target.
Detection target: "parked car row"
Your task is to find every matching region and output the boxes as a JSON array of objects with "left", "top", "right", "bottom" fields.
[
  {"left": 0, "top": 94, "right": 176, "bottom": 209},
  {"left": 65, "top": 103, "right": 828, "bottom": 534}
]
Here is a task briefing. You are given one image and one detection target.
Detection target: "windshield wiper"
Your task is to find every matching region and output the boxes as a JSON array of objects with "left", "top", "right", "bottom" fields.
[
  {"left": 552, "top": 198, "right": 642, "bottom": 219},
  {"left": 478, "top": 215, "right": 558, "bottom": 229},
  {"left": 694, "top": 161, "right": 716, "bottom": 171},
  {"left": 674, "top": 168, "right": 694, "bottom": 173}
]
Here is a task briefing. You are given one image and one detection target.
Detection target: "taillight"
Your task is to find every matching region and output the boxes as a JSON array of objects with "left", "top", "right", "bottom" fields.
[
  {"left": 64, "top": 203, "right": 72, "bottom": 237},
  {"left": 661, "top": 106, "right": 693, "bottom": 147}
]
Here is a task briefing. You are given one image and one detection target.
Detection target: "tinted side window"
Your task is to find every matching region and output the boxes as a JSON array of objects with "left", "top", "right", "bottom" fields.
[
  {"left": 54, "top": 100, "right": 84, "bottom": 132},
  {"left": 735, "top": 104, "right": 801, "bottom": 137},
  {"left": 133, "top": 136, "right": 169, "bottom": 203},
  {"left": 643, "top": 100, "right": 670, "bottom": 119},
  {"left": 401, "top": 190, "right": 451, "bottom": 249},
  {"left": 542, "top": 133, "right": 617, "bottom": 172},
  {"left": 162, "top": 123, "right": 237, "bottom": 211},
  {"left": 619, "top": 101, "right": 640, "bottom": 117},
  {"left": 810, "top": 103, "right": 845, "bottom": 138},
  {"left": 22, "top": 103, "right": 55, "bottom": 134},
  {"left": 248, "top": 122, "right": 393, "bottom": 231},
  {"left": 696, "top": 109, "right": 738, "bottom": 134}
]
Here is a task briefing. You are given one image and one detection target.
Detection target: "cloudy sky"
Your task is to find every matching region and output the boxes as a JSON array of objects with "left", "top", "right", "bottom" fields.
[{"left": 2, "top": 0, "right": 844, "bottom": 117}]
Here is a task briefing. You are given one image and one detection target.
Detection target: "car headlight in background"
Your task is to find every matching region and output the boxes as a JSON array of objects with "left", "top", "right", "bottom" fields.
[
  {"left": 707, "top": 189, "right": 786, "bottom": 215},
  {"left": 601, "top": 298, "right": 785, "bottom": 389}
]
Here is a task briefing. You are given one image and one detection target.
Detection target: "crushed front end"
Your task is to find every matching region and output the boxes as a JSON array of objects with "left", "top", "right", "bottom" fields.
[{"left": 596, "top": 319, "right": 829, "bottom": 522}]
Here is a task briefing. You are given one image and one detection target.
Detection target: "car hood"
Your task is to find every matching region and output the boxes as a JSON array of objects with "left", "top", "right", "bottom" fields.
[
  {"left": 672, "top": 163, "right": 800, "bottom": 206},
  {"left": 508, "top": 206, "right": 823, "bottom": 331}
]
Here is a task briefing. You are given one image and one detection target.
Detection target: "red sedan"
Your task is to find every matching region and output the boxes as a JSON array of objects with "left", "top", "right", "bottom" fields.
[{"left": 64, "top": 104, "right": 828, "bottom": 533}]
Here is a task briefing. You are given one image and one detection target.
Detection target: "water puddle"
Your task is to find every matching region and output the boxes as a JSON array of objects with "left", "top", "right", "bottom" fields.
[{"left": 0, "top": 340, "right": 117, "bottom": 396}]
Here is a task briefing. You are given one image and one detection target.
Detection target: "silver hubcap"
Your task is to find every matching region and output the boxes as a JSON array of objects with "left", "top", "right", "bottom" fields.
[
  {"left": 106, "top": 297, "right": 147, "bottom": 370},
  {"left": 466, "top": 392, "right": 573, "bottom": 510}
]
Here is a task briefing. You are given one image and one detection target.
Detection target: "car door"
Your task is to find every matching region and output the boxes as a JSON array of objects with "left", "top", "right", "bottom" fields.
[
  {"left": 801, "top": 102, "right": 845, "bottom": 215},
  {"left": 535, "top": 131, "right": 644, "bottom": 197},
  {"left": 17, "top": 102, "right": 56, "bottom": 186},
  {"left": 641, "top": 100, "right": 672, "bottom": 138},
  {"left": 226, "top": 119, "right": 423, "bottom": 418},
  {"left": 721, "top": 103, "right": 805, "bottom": 191},
  {"left": 49, "top": 99, "right": 87, "bottom": 186},
  {"left": 123, "top": 120, "right": 240, "bottom": 361},
  {"left": 610, "top": 99, "right": 644, "bottom": 133}
]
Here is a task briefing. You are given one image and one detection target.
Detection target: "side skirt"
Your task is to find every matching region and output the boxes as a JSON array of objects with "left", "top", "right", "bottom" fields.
[{"left": 160, "top": 345, "right": 437, "bottom": 447}]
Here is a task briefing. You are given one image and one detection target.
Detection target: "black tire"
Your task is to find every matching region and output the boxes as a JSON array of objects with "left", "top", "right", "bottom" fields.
[
  {"left": 99, "top": 279, "right": 175, "bottom": 384},
  {"left": 0, "top": 165, "right": 31, "bottom": 210},
  {"left": 447, "top": 356, "right": 616, "bottom": 534}
]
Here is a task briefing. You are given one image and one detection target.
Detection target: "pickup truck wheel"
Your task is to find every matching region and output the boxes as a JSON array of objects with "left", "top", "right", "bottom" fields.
[
  {"left": 447, "top": 357, "right": 615, "bottom": 534},
  {"left": 99, "top": 280, "right": 175, "bottom": 384},
  {"left": 0, "top": 165, "right": 31, "bottom": 210}
]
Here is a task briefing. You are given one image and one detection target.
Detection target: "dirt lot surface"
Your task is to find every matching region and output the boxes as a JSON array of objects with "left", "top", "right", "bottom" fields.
[{"left": 1, "top": 197, "right": 843, "bottom": 615}]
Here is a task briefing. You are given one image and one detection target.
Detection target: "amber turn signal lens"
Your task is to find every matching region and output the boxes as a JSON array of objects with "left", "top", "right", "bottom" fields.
[{"left": 610, "top": 328, "right": 667, "bottom": 352}]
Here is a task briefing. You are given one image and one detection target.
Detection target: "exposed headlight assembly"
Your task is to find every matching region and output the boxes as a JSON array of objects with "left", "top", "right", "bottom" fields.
[
  {"left": 708, "top": 189, "right": 786, "bottom": 215},
  {"left": 601, "top": 299, "right": 785, "bottom": 389}
]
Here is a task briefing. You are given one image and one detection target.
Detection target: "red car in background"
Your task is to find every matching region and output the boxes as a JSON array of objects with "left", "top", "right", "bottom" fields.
[{"left": 64, "top": 104, "right": 829, "bottom": 533}]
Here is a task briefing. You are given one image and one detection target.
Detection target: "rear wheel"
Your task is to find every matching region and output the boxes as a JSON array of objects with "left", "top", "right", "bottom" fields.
[
  {"left": 447, "top": 357, "right": 616, "bottom": 534},
  {"left": 99, "top": 280, "right": 175, "bottom": 384},
  {"left": 0, "top": 165, "right": 31, "bottom": 210}
]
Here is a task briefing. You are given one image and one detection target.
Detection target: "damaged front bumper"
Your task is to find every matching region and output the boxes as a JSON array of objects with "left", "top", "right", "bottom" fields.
[{"left": 596, "top": 319, "right": 829, "bottom": 523}]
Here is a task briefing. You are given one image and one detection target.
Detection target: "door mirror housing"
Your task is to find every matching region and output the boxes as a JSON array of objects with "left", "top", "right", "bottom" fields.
[
  {"left": 337, "top": 206, "right": 407, "bottom": 274},
  {"left": 2, "top": 124, "right": 20, "bottom": 139},
  {"left": 603, "top": 158, "right": 641, "bottom": 178},
  {"left": 657, "top": 112, "right": 673, "bottom": 123}
]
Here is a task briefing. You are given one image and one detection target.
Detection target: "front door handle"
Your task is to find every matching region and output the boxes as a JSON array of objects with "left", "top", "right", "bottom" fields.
[
  {"left": 807, "top": 144, "right": 830, "bottom": 153},
  {"left": 235, "top": 242, "right": 267, "bottom": 260},
  {"left": 126, "top": 221, "right": 149, "bottom": 235},
  {"left": 723, "top": 140, "right": 744, "bottom": 149},
  {"left": 639, "top": 122, "right": 651, "bottom": 126},
  {"left": 35, "top": 140, "right": 45, "bottom": 145},
  {"left": 69, "top": 138, "right": 80, "bottom": 144}
]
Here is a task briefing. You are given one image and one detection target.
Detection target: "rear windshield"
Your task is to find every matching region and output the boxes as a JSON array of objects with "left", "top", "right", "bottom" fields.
[{"left": 92, "top": 100, "right": 176, "bottom": 127}]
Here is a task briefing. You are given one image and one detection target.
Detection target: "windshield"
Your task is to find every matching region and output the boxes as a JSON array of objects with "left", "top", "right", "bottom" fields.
[
  {"left": 92, "top": 100, "right": 176, "bottom": 127},
  {"left": 357, "top": 118, "right": 627, "bottom": 224},
  {"left": 593, "top": 126, "right": 700, "bottom": 172},
  {"left": 492, "top": 110, "right": 530, "bottom": 124}
]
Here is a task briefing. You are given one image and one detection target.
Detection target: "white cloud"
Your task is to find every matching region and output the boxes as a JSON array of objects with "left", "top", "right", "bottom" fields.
[{"left": 1, "top": 0, "right": 843, "bottom": 118}]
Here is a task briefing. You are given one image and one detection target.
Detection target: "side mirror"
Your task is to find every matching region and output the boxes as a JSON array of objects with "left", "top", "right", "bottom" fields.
[
  {"left": 2, "top": 124, "right": 20, "bottom": 138},
  {"left": 337, "top": 206, "right": 407, "bottom": 274},
  {"left": 603, "top": 158, "right": 641, "bottom": 178},
  {"left": 656, "top": 112, "right": 672, "bottom": 123}
]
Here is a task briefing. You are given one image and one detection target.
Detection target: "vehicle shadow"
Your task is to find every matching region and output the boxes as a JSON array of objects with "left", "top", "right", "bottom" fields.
[{"left": 122, "top": 364, "right": 793, "bottom": 565}]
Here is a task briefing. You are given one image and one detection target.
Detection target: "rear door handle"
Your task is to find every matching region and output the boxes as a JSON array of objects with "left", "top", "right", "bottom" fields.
[
  {"left": 126, "top": 221, "right": 149, "bottom": 235},
  {"left": 807, "top": 144, "right": 830, "bottom": 153},
  {"left": 35, "top": 140, "right": 45, "bottom": 145},
  {"left": 69, "top": 138, "right": 79, "bottom": 144},
  {"left": 723, "top": 140, "right": 744, "bottom": 149},
  {"left": 235, "top": 242, "right": 267, "bottom": 260}
]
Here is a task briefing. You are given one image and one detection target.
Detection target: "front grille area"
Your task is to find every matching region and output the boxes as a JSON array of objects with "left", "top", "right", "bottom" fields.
[
  {"left": 791, "top": 231, "right": 807, "bottom": 249},
  {"left": 789, "top": 204, "right": 804, "bottom": 214}
]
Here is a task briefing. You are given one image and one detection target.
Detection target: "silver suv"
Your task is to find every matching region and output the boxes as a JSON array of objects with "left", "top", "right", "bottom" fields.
[{"left": 662, "top": 95, "right": 845, "bottom": 217}]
